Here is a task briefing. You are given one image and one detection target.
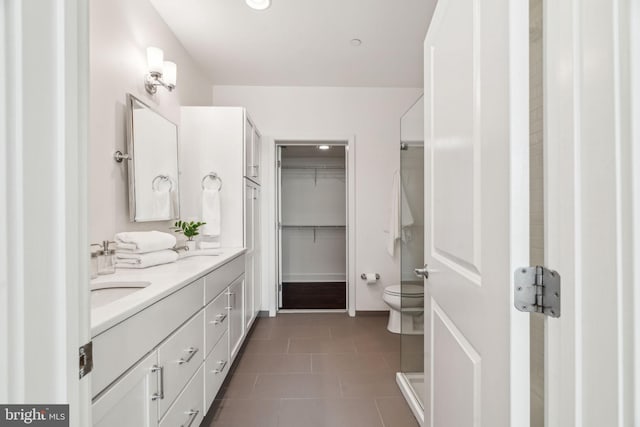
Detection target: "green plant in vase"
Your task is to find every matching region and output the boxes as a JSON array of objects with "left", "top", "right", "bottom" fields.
[{"left": 172, "top": 220, "right": 206, "bottom": 250}]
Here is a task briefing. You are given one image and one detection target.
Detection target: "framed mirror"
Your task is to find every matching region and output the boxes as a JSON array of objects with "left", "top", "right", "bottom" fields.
[{"left": 125, "top": 93, "right": 180, "bottom": 222}]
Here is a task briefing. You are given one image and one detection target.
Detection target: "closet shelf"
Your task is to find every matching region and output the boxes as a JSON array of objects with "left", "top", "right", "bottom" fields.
[
  {"left": 281, "top": 165, "right": 345, "bottom": 170},
  {"left": 280, "top": 225, "right": 346, "bottom": 228}
]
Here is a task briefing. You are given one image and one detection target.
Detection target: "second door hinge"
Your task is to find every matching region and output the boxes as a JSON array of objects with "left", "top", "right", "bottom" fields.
[
  {"left": 79, "top": 341, "right": 93, "bottom": 379},
  {"left": 514, "top": 266, "right": 561, "bottom": 318}
]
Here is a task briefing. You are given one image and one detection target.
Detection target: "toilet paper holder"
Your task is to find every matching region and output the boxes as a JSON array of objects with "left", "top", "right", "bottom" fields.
[{"left": 360, "top": 273, "right": 380, "bottom": 280}]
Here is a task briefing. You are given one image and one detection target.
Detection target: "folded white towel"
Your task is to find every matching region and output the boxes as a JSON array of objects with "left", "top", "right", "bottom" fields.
[
  {"left": 386, "top": 170, "right": 414, "bottom": 256},
  {"left": 178, "top": 249, "right": 222, "bottom": 259},
  {"left": 115, "top": 249, "right": 178, "bottom": 269},
  {"left": 115, "top": 231, "right": 176, "bottom": 254},
  {"left": 198, "top": 241, "right": 221, "bottom": 249},
  {"left": 201, "top": 189, "right": 221, "bottom": 237}
]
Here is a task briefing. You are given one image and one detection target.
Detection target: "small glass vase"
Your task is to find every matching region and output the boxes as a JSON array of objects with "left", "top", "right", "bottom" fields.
[{"left": 185, "top": 240, "right": 196, "bottom": 251}]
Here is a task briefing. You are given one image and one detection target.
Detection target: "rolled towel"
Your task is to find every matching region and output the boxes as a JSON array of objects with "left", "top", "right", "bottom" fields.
[
  {"left": 115, "top": 231, "right": 176, "bottom": 253},
  {"left": 116, "top": 249, "right": 178, "bottom": 269}
]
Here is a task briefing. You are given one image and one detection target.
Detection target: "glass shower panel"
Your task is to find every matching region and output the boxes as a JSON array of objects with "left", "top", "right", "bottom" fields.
[{"left": 399, "top": 95, "right": 425, "bottom": 408}]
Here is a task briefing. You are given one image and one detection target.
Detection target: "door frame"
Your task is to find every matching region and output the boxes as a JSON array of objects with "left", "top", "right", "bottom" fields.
[
  {"left": 1, "top": 0, "right": 91, "bottom": 425},
  {"left": 264, "top": 136, "right": 356, "bottom": 316},
  {"left": 544, "top": 0, "right": 639, "bottom": 424}
]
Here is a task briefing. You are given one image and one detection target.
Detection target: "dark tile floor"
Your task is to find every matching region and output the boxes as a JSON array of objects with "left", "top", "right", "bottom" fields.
[{"left": 202, "top": 313, "right": 420, "bottom": 427}]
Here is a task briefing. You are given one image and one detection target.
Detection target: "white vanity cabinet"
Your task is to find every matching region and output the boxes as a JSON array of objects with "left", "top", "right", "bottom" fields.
[
  {"left": 227, "top": 275, "right": 245, "bottom": 361},
  {"left": 91, "top": 252, "right": 249, "bottom": 426},
  {"left": 181, "top": 107, "right": 263, "bottom": 331},
  {"left": 92, "top": 351, "right": 159, "bottom": 427}
]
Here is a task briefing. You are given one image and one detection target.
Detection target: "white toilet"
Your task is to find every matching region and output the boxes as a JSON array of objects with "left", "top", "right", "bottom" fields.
[{"left": 382, "top": 284, "right": 424, "bottom": 334}]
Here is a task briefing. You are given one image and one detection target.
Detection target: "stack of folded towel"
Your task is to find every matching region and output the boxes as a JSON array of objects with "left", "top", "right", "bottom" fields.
[{"left": 114, "top": 231, "right": 178, "bottom": 269}]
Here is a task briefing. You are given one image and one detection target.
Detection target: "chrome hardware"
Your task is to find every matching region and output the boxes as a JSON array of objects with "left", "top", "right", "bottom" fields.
[
  {"left": 181, "top": 409, "right": 199, "bottom": 427},
  {"left": 213, "top": 360, "right": 228, "bottom": 374},
  {"left": 360, "top": 273, "right": 380, "bottom": 280},
  {"left": 151, "top": 174, "right": 173, "bottom": 192},
  {"left": 113, "top": 150, "right": 130, "bottom": 163},
  {"left": 79, "top": 341, "right": 93, "bottom": 379},
  {"left": 201, "top": 172, "right": 223, "bottom": 191},
  {"left": 514, "top": 266, "right": 561, "bottom": 317},
  {"left": 151, "top": 365, "right": 164, "bottom": 400},
  {"left": 227, "top": 291, "right": 236, "bottom": 309},
  {"left": 414, "top": 264, "right": 429, "bottom": 279},
  {"left": 177, "top": 347, "right": 199, "bottom": 365},
  {"left": 211, "top": 313, "right": 227, "bottom": 325}
]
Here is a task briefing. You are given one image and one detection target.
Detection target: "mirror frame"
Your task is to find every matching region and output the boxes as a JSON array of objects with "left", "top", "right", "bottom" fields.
[{"left": 125, "top": 93, "right": 181, "bottom": 222}]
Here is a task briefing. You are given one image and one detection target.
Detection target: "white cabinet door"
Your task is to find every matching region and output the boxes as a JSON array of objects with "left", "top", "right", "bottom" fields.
[
  {"left": 227, "top": 276, "right": 245, "bottom": 361},
  {"left": 423, "top": 0, "right": 529, "bottom": 426},
  {"left": 251, "top": 128, "right": 261, "bottom": 183},
  {"left": 253, "top": 184, "right": 261, "bottom": 318},
  {"left": 244, "top": 116, "right": 254, "bottom": 179},
  {"left": 92, "top": 351, "right": 159, "bottom": 427}
]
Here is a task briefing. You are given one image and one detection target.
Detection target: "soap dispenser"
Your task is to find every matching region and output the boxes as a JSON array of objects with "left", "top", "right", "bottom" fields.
[
  {"left": 90, "top": 243, "right": 102, "bottom": 279},
  {"left": 97, "top": 240, "right": 116, "bottom": 275}
]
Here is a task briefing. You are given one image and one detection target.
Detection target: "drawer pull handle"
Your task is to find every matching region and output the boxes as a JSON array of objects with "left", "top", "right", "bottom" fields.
[
  {"left": 213, "top": 360, "right": 228, "bottom": 374},
  {"left": 211, "top": 313, "right": 227, "bottom": 325},
  {"left": 150, "top": 365, "right": 164, "bottom": 400},
  {"left": 177, "top": 347, "right": 199, "bottom": 365},
  {"left": 181, "top": 409, "right": 199, "bottom": 427}
]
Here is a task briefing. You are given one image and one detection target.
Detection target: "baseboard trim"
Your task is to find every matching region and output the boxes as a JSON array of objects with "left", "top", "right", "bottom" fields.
[{"left": 356, "top": 310, "right": 389, "bottom": 317}]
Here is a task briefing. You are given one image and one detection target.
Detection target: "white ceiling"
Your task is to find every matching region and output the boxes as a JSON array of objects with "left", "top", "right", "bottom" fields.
[{"left": 150, "top": 0, "right": 437, "bottom": 87}]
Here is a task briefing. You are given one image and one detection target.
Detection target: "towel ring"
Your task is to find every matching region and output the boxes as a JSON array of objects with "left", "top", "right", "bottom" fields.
[
  {"left": 152, "top": 174, "right": 173, "bottom": 192},
  {"left": 201, "top": 172, "right": 223, "bottom": 191}
]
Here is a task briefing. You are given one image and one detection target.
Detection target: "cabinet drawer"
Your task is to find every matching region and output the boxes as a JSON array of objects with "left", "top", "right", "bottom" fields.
[
  {"left": 158, "top": 311, "right": 204, "bottom": 417},
  {"left": 159, "top": 365, "right": 204, "bottom": 427},
  {"left": 204, "top": 331, "right": 230, "bottom": 410},
  {"left": 205, "top": 290, "right": 229, "bottom": 356},
  {"left": 204, "top": 255, "right": 244, "bottom": 304},
  {"left": 92, "top": 278, "right": 204, "bottom": 397},
  {"left": 92, "top": 351, "right": 158, "bottom": 427}
]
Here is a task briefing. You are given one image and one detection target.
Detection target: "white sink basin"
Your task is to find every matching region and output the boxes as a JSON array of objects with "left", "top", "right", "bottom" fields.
[{"left": 91, "top": 281, "right": 151, "bottom": 309}]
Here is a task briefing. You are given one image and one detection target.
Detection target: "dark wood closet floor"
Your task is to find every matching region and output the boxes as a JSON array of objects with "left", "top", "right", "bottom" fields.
[{"left": 281, "top": 282, "right": 346, "bottom": 309}]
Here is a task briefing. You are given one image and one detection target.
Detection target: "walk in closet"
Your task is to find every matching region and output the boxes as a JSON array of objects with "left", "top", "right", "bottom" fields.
[{"left": 277, "top": 145, "right": 347, "bottom": 309}]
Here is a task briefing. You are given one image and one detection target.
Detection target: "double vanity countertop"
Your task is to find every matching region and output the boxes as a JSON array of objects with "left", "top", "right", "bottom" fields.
[{"left": 90, "top": 247, "right": 246, "bottom": 337}]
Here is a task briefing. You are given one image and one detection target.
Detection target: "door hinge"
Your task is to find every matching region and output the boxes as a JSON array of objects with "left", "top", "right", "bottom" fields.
[
  {"left": 514, "top": 266, "right": 561, "bottom": 317},
  {"left": 278, "top": 283, "right": 282, "bottom": 291},
  {"left": 277, "top": 160, "right": 281, "bottom": 168},
  {"left": 79, "top": 341, "right": 93, "bottom": 379}
]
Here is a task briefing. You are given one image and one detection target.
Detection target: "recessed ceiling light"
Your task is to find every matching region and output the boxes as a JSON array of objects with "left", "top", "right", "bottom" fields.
[
  {"left": 245, "top": 0, "right": 271, "bottom": 10},
  {"left": 318, "top": 145, "right": 330, "bottom": 150},
  {"left": 350, "top": 39, "right": 362, "bottom": 46}
]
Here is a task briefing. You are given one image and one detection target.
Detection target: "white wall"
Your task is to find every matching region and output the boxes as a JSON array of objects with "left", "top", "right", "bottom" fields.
[
  {"left": 212, "top": 86, "right": 422, "bottom": 310},
  {"left": 89, "top": 0, "right": 212, "bottom": 242}
]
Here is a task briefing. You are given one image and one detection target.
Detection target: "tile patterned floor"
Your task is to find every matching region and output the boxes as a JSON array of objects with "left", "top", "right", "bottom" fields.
[{"left": 202, "top": 313, "right": 420, "bottom": 427}]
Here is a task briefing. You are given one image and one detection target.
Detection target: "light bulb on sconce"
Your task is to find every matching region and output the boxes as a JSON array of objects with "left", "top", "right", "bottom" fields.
[{"left": 144, "top": 47, "right": 177, "bottom": 94}]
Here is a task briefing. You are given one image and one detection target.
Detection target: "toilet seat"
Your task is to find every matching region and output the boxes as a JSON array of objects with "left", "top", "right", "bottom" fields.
[{"left": 383, "top": 284, "right": 424, "bottom": 297}]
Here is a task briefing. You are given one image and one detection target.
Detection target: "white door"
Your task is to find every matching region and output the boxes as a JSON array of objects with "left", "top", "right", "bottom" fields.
[
  {"left": 423, "top": 0, "right": 530, "bottom": 426},
  {"left": 545, "top": 0, "right": 638, "bottom": 425},
  {"left": 1, "top": 1, "right": 91, "bottom": 426}
]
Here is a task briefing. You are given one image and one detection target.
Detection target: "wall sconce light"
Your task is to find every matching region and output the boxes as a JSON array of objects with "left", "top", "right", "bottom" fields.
[{"left": 144, "top": 47, "right": 177, "bottom": 94}]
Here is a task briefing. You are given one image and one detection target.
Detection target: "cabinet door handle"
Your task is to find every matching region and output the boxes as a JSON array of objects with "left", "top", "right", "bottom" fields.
[
  {"left": 181, "top": 409, "right": 199, "bottom": 427},
  {"left": 150, "top": 365, "right": 164, "bottom": 400},
  {"left": 211, "top": 313, "right": 227, "bottom": 325},
  {"left": 213, "top": 360, "right": 228, "bottom": 374},
  {"left": 226, "top": 291, "right": 236, "bottom": 309},
  {"left": 177, "top": 347, "right": 199, "bottom": 365}
]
